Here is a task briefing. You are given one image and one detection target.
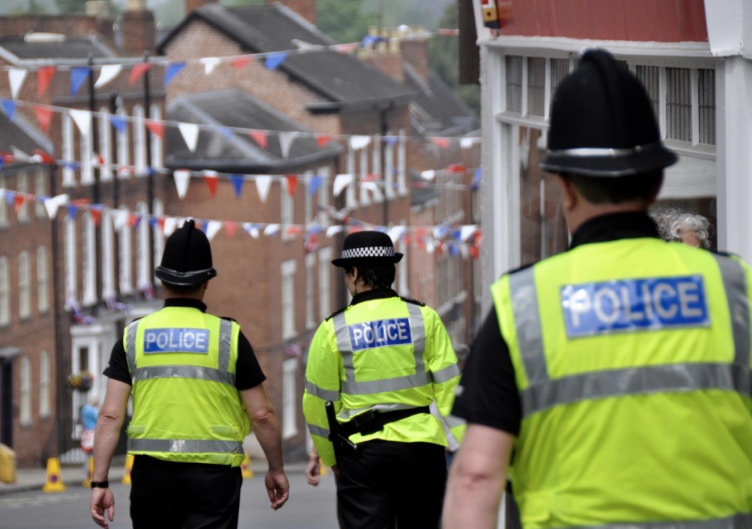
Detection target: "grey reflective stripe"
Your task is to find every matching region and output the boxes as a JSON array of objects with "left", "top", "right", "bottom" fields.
[
  {"left": 521, "top": 362, "right": 750, "bottom": 415},
  {"left": 126, "top": 320, "right": 139, "bottom": 373},
  {"left": 444, "top": 414, "right": 465, "bottom": 429},
  {"left": 509, "top": 260, "right": 752, "bottom": 417},
  {"left": 565, "top": 512, "right": 752, "bottom": 529},
  {"left": 334, "top": 303, "right": 430, "bottom": 395},
  {"left": 713, "top": 254, "right": 752, "bottom": 395},
  {"left": 432, "top": 363, "right": 461, "bottom": 383},
  {"left": 307, "top": 423, "right": 330, "bottom": 438},
  {"left": 339, "top": 402, "right": 427, "bottom": 420},
  {"left": 129, "top": 438, "right": 243, "bottom": 454},
  {"left": 510, "top": 267, "right": 548, "bottom": 385},
  {"left": 132, "top": 365, "right": 236, "bottom": 386},
  {"left": 305, "top": 380, "right": 340, "bottom": 402},
  {"left": 218, "top": 318, "right": 232, "bottom": 373}
]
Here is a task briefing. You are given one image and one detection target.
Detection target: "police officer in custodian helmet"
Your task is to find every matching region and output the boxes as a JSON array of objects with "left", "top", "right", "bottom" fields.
[
  {"left": 443, "top": 49, "right": 752, "bottom": 529},
  {"left": 304, "top": 230, "right": 465, "bottom": 529},
  {"left": 90, "top": 219, "right": 289, "bottom": 529}
]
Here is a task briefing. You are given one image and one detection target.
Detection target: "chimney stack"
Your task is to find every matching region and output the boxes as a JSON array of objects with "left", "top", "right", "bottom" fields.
[
  {"left": 121, "top": 0, "right": 156, "bottom": 55},
  {"left": 265, "top": 0, "right": 316, "bottom": 25},
  {"left": 398, "top": 27, "right": 429, "bottom": 83}
]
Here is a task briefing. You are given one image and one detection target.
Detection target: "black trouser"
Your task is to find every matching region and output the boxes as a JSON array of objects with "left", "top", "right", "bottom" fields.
[
  {"left": 337, "top": 440, "right": 447, "bottom": 529},
  {"left": 130, "top": 455, "right": 242, "bottom": 529}
]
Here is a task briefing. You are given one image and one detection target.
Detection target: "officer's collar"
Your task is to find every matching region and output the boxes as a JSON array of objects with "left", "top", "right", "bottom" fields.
[
  {"left": 163, "top": 298, "right": 208, "bottom": 312},
  {"left": 350, "top": 288, "right": 399, "bottom": 306},
  {"left": 569, "top": 211, "right": 661, "bottom": 250}
]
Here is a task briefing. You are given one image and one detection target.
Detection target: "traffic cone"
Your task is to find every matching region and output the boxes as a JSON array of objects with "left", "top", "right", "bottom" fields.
[
  {"left": 240, "top": 454, "right": 253, "bottom": 479},
  {"left": 42, "top": 457, "right": 66, "bottom": 493},
  {"left": 83, "top": 456, "right": 93, "bottom": 488},
  {"left": 121, "top": 454, "right": 134, "bottom": 485}
]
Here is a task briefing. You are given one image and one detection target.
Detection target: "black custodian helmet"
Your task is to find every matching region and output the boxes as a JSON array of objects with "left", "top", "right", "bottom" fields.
[
  {"left": 155, "top": 218, "right": 217, "bottom": 286},
  {"left": 541, "top": 48, "right": 677, "bottom": 177},
  {"left": 331, "top": 230, "right": 403, "bottom": 268}
]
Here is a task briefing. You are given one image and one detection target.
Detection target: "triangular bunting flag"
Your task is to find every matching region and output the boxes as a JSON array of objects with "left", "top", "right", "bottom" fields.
[
  {"left": 70, "top": 67, "right": 90, "bottom": 96},
  {"left": 224, "top": 221, "right": 239, "bottom": 238},
  {"left": 89, "top": 206, "right": 102, "bottom": 226},
  {"left": 231, "top": 56, "right": 252, "bottom": 69},
  {"left": 129, "top": 62, "right": 152, "bottom": 85},
  {"left": 178, "top": 123, "right": 200, "bottom": 152},
  {"left": 316, "top": 134, "right": 333, "bottom": 147},
  {"left": 255, "top": 175, "right": 272, "bottom": 203},
  {"left": 44, "top": 194, "right": 69, "bottom": 219},
  {"left": 279, "top": 132, "right": 297, "bottom": 158},
  {"left": 350, "top": 135, "right": 371, "bottom": 150},
  {"left": 34, "top": 105, "right": 53, "bottom": 133},
  {"left": 203, "top": 171, "right": 219, "bottom": 197},
  {"left": 333, "top": 174, "right": 353, "bottom": 197},
  {"left": 37, "top": 66, "right": 56, "bottom": 97},
  {"left": 248, "top": 130, "right": 267, "bottom": 149},
  {"left": 326, "top": 225, "right": 344, "bottom": 237},
  {"left": 420, "top": 170, "right": 436, "bottom": 181},
  {"left": 162, "top": 217, "right": 177, "bottom": 236},
  {"left": 13, "top": 193, "right": 25, "bottom": 213},
  {"left": 70, "top": 109, "right": 92, "bottom": 136},
  {"left": 112, "top": 208, "right": 129, "bottom": 230},
  {"left": 308, "top": 175, "right": 322, "bottom": 196},
  {"left": 173, "top": 169, "right": 191, "bottom": 199},
  {"left": 243, "top": 223, "right": 260, "bottom": 239},
  {"left": 264, "top": 224, "right": 281, "bottom": 236},
  {"left": 128, "top": 213, "right": 142, "bottom": 228},
  {"left": 230, "top": 174, "right": 244, "bottom": 199},
  {"left": 431, "top": 137, "right": 450, "bottom": 149},
  {"left": 284, "top": 175, "right": 298, "bottom": 197},
  {"left": 110, "top": 114, "right": 127, "bottom": 134},
  {"left": 460, "top": 137, "right": 476, "bottom": 149},
  {"left": 163, "top": 62, "right": 186, "bottom": 87},
  {"left": 145, "top": 120, "right": 165, "bottom": 138},
  {"left": 1, "top": 99, "right": 16, "bottom": 120},
  {"left": 206, "top": 220, "right": 223, "bottom": 241},
  {"left": 264, "top": 52, "right": 288, "bottom": 70},
  {"left": 200, "top": 57, "right": 221, "bottom": 75},
  {"left": 94, "top": 64, "right": 122, "bottom": 89},
  {"left": 8, "top": 68, "right": 27, "bottom": 100}
]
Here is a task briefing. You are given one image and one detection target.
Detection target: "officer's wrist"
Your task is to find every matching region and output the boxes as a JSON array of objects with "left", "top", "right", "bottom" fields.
[{"left": 90, "top": 480, "right": 109, "bottom": 489}]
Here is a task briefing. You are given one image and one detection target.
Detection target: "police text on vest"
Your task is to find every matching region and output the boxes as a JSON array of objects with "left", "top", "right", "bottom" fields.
[
  {"left": 348, "top": 318, "right": 413, "bottom": 351},
  {"left": 143, "top": 328, "right": 211, "bottom": 354},
  {"left": 561, "top": 276, "right": 709, "bottom": 338}
]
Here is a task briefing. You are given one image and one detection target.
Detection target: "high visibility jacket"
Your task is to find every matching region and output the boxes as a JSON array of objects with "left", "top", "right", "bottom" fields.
[
  {"left": 124, "top": 306, "right": 250, "bottom": 466},
  {"left": 493, "top": 238, "right": 752, "bottom": 529},
  {"left": 303, "top": 294, "right": 465, "bottom": 467}
]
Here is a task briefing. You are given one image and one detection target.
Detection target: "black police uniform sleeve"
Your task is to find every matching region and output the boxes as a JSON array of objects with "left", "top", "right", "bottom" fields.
[
  {"left": 103, "top": 339, "right": 131, "bottom": 385},
  {"left": 451, "top": 306, "right": 522, "bottom": 436},
  {"left": 235, "top": 330, "right": 266, "bottom": 390}
]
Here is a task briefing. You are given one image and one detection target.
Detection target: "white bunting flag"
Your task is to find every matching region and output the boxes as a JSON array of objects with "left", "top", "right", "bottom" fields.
[
  {"left": 112, "top": 208, "right": 129, "bottom": 230},
  {"left": 264, "top": 224, "right": 280, "bottom": 236},
  {"left": 333, "top": 173, "right": 353, "bottom": 197},
  {"left": 205, "top": 220, "right": 222, "bottom": 241},
  {"left": 178, "top": 123, "right": 200, "bottom": 152},
  {"left": 255, "top": 175, "right": 272, "bottom": 203},
  {"left": 94, "top": 65, "right": 123, "bottom": 88},
  {"left": 460, "top": 225, "right": 478, "bottom": 242},
  {"left": 420, "top": 170, "right": 435, "bottom": 181},
  {"left": 11, "top": 147, "right": 30, "bottom": 162},
  {"left": 69, "top": 109, "right": 92, "bottom": 137},
  {"left": 162, "top": 217, "right": 178, "bottom": 236},
  {"left": 243, "top": 223, "right": 260, "bottom": 239},
  {"left": 43, "top": 194, "right": 69, "bottom": 219},
  {"left": 387, "top": 226, "right": 406, "bottom": 244},
  {"left": 173, "top": 169, "right": 191, "bottom": 199},
  {"left": 8, "top": 68, "right": 27, "bottom": 100},
  {"left": 460, "top": 137, "right": 477, "bottom": 149},
  {"left": 278, "top": 132, "right": 297, "bottom": 159},
  {"left": 349, "top": 135, "right": 371, "bottom": 150},
  {"left": 200, "top": 57, "right": 221, "bottom": 75}
]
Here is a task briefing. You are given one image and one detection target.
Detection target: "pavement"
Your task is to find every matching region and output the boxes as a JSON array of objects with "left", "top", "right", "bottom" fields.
[{"left": 0, "top": 435, "right": 308, "bottom": 496}]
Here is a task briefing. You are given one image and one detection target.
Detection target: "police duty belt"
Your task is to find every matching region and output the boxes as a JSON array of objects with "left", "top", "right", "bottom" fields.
[{"left": 339, "top": 406, "right": 430, "bottom": 438}]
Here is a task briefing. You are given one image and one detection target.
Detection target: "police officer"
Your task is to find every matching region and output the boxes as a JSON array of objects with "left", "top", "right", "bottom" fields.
[
  {"left": 303, "top": 230, "right": 464, "bottom": 529},
  {"left": 90, "top": 219, "right": 289, "bottom": 529},
  {"left": 443, "top": 49, "right": 752, "bottom": 529}
]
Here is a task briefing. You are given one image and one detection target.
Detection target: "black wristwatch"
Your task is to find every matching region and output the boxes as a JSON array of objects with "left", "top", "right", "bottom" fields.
[{"left": 90, "top": 480, "right": 109, "bottom": 489}]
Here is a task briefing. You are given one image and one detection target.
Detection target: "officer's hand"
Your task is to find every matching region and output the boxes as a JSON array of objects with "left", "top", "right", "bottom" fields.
[
  {"left": 90, "top": 488, "right": 115, "bottom": 528},
  {"left": 265, "top": 469, "right": 289, "bottom": 510},
  {"left": 305, "top": 454, "right": 321, "bottom": 486}
]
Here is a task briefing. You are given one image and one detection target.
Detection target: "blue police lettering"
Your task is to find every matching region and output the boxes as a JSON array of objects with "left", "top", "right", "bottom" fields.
[
  {"left": 143, "top": 328, "right": 210, "bottom": 354},
  {"left": 562, "top": 276, "right": 709, "bottom": 338},
  {"left": 349, "top": 318, "right": 412, "bottom": 351}
]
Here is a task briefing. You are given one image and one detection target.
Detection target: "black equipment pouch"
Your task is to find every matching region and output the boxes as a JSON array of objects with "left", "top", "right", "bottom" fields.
[{"left": 340, "top": 406, "right": 430, "bottom": 437}]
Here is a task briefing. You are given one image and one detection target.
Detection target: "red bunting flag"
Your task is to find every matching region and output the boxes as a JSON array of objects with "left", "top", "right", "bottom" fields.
[
  {"left": 13, "top": 194, "right": 25, "bottom": 213},
  {"left": 33, "top": 105, "right": 53, "bottom": 133},
  {"left": 156, "top": 217, "right": 166, "bottom": 231},
  {"left": 316, "top": 134, "right": 333, "bottom": 147},
  {"left": 231, "top": 56, "right": 252, "bottom": 69},
  {"left": 248, "top": 130, "right": 268, "bottom": 149},
  {"left": 204, "top": 173, "right": 219, "bottom": 197},
  {"left": 145, "top": 119, "right": 165, "bottom": 138},
  {"left": 363, "top": 173, "right": 380, "bottom": 181},
  {"left": 129, "top": 62, "right": 153, "bottom": 85},
  {"left": 431, "top": 137, "right": 450, "bottom": 149},
  {"left": 128, "top": 214, "right": 141, "bottom": 227},
  {"left": 224, "top": 221, "right": 239, "bottom": 238},
  {"left": 285, "top": 225, "right": 303, "bottom": 237},
  {"left": 32, "top": 149, "right": 56, "bottom": 164},
  {"left": 284, "top": 175, "right": 298, "bottom": 196},
  {"left": 37, "top": 66, "right": 56, "bottom": 97},
  {"left": 89, "top": 208, "right": 102, "bottom": 226},
  {"left": 447, "top": 163, "right": 466, "bottom": 173}
]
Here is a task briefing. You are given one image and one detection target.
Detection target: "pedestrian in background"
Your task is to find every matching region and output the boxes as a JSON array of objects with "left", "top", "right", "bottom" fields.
[
  {"left": 669, "top": 211, "right": 712, "bottom": 248},
  {"left": 89, "top": 219, "right": 289, "bottom": 529},
  {"left": 80, "top": 393, "right": 99, "bottom": 480},
  {"left": 304, "top": 230, "right": 464, "bottom": 529},
  {"left": 443, "top": 49, "right": 752, "bottom": 529}
]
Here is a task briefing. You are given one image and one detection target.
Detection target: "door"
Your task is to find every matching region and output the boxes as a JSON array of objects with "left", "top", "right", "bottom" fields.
[{"left": 0, "top": 360, "right": 12, "bottom": 447}]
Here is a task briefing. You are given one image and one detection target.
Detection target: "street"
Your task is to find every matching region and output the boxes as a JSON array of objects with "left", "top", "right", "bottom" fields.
[{"left": 0, "top": 471, "right": 339, "bottom": 529}]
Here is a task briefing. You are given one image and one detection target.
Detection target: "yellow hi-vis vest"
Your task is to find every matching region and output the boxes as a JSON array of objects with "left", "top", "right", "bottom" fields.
[
  {"left": 124, "top": 306, "right": 250, "bottom": 466},
  {"left": 492, "top": 238, "right": 752, "bottom": 529},
  {"left": 303, "top": 295, "right": 465, "bottom": 467}
]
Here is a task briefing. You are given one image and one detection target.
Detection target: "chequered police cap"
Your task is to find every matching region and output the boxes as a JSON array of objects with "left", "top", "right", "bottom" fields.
[{"left": 331, "top": 230, "right": 403, "bottom": 267}]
